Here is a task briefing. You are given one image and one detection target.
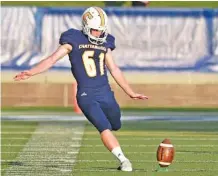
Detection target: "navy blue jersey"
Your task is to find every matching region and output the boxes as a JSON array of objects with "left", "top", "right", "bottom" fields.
[{"left": 59, "top": 28, "right": 115, "bottom": 89}]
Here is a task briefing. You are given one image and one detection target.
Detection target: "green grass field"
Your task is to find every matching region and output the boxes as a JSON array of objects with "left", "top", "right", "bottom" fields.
[{"left": 1, "top": 116, "right": 218, "bottom": 176}]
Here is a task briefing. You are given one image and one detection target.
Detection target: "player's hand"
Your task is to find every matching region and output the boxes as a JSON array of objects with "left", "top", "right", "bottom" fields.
[
  {"left": 130, "top": 93, "right": 148, "bottom": 100},
  {"left": 14, "top": 70, "right": 33, "bottom": 81}
]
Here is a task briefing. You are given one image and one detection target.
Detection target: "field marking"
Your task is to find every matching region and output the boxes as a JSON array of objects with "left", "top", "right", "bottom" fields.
[
  {"left": 71, "top": 168, "right": 218, "bottom": 172},
  {"left": 0, "top": 151, "right": 204, "bottom": 154},
  {"left": 2, "top": 151, "right": 218, "bottom": 155},
  {"left": 74, "top": 137, "right": 218, "bottom": 141},
  {"left": 3, "top": 122, "right": 85, "bottom": 176},
  {"left": 2, "top": 137, "right": 31, "bottom": 140},
  {"left": 71, "top": 160, "right": 218, "bottom": 163},
  {"left": 2, "top": 131, "right": 218, "bottom": 138},
  {"left": 2, "top": 144, "right": 218, "bottom": 147},
  {"left": 1, "top": 131, "right": 83, "bottom": 134},
  {"left": 102, "top": 131, "right": 218, "bottom": 135},
  {"left": 2, "top": 115, "right": 218, "bottom": 122},
  {"left": 74, "top": 144, "right": 218, "bottom": 148},
  {"left": 2, "top": 137, "right": 218, "bottom": 141},
  {"left": 1, "top": 167, "right": 73, "bottom": 174},
  {"left": 98, "top": 133, "right": 218, "bottom": 137},
  {"left": 2, "top": 159, "right": 218, "bottom": 163},
  {"left": 68, "top": 151, "right": 218, "bottom": 154},
  {"left": 2, "top": 126, "right": 38, "bottom": 129},
  {"left": 2, "top": 168, "right": 218, "bottom": 173}
]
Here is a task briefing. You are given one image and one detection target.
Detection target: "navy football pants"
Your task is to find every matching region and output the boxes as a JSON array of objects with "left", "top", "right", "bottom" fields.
[{"left": 77, "top": 85, "right": 121, "bottom": 133}]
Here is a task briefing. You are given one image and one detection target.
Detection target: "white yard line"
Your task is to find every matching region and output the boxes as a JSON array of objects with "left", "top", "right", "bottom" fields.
[
  {"left": 3, "top": 121, "right": 85, "bottom": 176},
  {"left": 2, "top": 131, "right": 81, "bottom": 134},
  {"left": 2, "top": 137, "right": 218, "bottom": 141},
  {"left": 4, "top": 167, "right": 217, "bottom": 173},
  {"left": 2, "top": 137, "right": 30, "bottom": 140},
  {"left": 2, "top": 144, "right": 218, "bottom": 147},
  {"left": 67, "top": 151, "right": 218, "bottom": 154},
  {"left": 67, "top": 160, "right": 218, "bottom": 163},
  {"left": 2, "top": 151, "right": 217, "bottom": 155},
  {"left": 72, "top": 138, "right": 218, "bottom": 141},
  {"left": 72, "top": 168, "right": 218, "bottom": 172},
  {"left": 2, "top": 131, "right": 218, "bottom": 135},
  {"left": 2, "top": 159, "right": 218, "bottom": 163},
  {"left": 2, "top": 126, "right": 38, "bottom": 129},
  {"left": 2, "top": 115, "right": 218, "bottom": 122}
]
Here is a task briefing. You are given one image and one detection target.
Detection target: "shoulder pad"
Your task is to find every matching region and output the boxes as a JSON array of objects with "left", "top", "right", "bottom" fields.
[
  {"left": 106, "top": 34, "right": 115, "bottom": 51},
  {"left": 59, "top": 28, "right": 79, "bottom": 47}
]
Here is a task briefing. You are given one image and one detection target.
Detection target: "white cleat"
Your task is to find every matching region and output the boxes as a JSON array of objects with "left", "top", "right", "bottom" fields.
[{"left": 117, "top": 160, "right": 133, "bottom": 172}]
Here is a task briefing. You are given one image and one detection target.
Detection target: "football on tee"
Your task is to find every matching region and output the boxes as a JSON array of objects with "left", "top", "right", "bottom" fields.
[{"left": 156, "top": 138, "right": 175, "bottom": 167}]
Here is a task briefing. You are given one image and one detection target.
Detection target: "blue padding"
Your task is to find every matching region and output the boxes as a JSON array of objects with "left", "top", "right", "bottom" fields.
[
  {"left": 41, "top": 7, "right": 210, "bottom": 18},
  {"left": 1, "top": 7, "right": 218, "bottom": 72}
]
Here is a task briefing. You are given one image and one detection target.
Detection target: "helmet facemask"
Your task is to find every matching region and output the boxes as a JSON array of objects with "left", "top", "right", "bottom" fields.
[{"left": 85, "top": 27, "right": 108, "bottom": 45}]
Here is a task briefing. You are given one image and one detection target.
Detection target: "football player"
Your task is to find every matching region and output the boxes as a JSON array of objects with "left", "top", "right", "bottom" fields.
[{"left": 14, "top": 7, "right": 148, "bottom": 172}]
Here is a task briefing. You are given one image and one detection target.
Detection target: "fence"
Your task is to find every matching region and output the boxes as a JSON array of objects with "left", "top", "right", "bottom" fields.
[{"left": 1, "top": 7, "right": 218, "bottom": 72}]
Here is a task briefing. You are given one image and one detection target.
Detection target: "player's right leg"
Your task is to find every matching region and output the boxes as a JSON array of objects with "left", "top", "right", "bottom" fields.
[
  {"left": 77, "top": 94, "right": 132, "bottom": 171},
  {"left": 100, "top": 129, "right": 132, "bottom": 172},
  {"left": 100, "top": 91, "right": 122, "bottom": 131},
  {"left": 101, "top": 92, "right": 132, "bottom": 171}
]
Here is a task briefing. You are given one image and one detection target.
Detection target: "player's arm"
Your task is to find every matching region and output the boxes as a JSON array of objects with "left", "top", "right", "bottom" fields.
[
  {"left": 14, "top": 44, "right": 72, "bottom": 81},
  {"left": 105, "top": 49, "right": 148, "bottom": 100}
]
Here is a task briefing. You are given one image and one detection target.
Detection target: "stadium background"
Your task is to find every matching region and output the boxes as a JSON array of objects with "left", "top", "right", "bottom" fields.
[
  {"left": 1, "top": 1, "right": 218, "bottom": 110},
  {"left": 1, "top": 1, "right": 218, "bottom": 176}
]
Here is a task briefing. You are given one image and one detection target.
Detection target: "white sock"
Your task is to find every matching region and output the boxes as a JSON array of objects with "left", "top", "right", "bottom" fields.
[{"left": 111, "top": 146, "right": 128, "bottom": 163}]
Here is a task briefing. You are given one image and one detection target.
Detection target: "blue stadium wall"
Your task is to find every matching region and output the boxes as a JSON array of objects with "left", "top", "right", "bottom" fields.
[{"left": 1, "top": 7, "right": 218, "bottom": 72}]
